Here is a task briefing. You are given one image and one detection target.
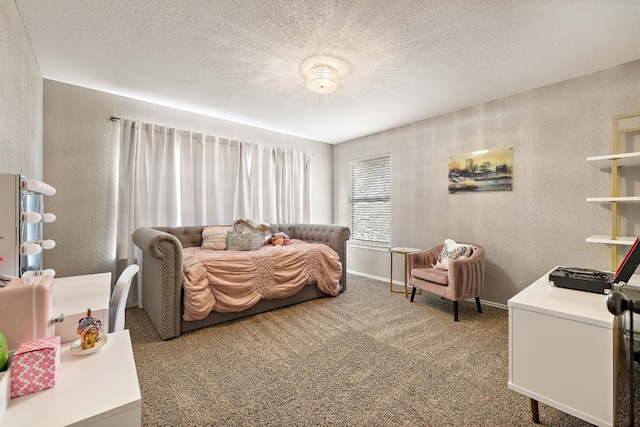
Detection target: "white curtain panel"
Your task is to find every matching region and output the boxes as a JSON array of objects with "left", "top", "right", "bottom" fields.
[{"left": 115, "top": 119, "right": 311, "bottom": 305}]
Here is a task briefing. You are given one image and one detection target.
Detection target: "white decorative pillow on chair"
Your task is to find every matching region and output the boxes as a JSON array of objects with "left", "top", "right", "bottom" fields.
[{"left": 433, "top": 239, "right": 474, "bottom": 270}]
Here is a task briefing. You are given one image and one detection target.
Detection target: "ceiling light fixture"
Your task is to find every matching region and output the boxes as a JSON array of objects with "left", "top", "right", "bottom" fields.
[
  {"left": 306, "top": 65, "right": 338, "bottom": 94},
  {"left": 301, "top": 55, "right": 349, "bottom": 95}
]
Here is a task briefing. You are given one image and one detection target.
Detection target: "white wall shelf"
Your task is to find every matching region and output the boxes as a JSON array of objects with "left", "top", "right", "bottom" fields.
[
  {"left": 586, "top": 112, "right": 640, "bottom": 269},
  {"left": 586, "top": 196, "right": 640, "bottom": 203},
  {"left": 587, "top": 151, "right": 640, "bottom": 169},
  {"left": 585, "top": 235, "right": 637, "bottom": 245}
]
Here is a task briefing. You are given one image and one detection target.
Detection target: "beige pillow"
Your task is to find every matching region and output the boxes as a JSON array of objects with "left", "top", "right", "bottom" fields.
[
  {"left": 202, "top": 226, "right": 233, "bottom": 250},
  {"left": 433, "top": 239, "right": 475, "bottom": 270}
]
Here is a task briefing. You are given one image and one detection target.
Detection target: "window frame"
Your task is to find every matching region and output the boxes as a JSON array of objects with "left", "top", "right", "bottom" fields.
[{"left": 348, "top": 153, "right": 391, "bottom": 248}]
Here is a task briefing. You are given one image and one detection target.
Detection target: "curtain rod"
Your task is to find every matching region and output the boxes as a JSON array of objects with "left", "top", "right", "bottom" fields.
[{"left": 107, "top": 117, "right": 313, "bottom": 156}]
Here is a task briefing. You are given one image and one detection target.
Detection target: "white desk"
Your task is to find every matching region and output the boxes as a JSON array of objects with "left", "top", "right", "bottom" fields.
[
  {"left": 508, "top": 271, "right": 621, "bottom": 427},
  {"left": 54, "top": 273, "right": 111, "bottom": 342},
  {"left": 0, "top": 330, "right": 141, "bottom": 427}
]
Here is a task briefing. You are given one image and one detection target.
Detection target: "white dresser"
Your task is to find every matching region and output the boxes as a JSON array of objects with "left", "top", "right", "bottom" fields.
[
  {"left": 0, "top": 329, "right": 141, "bottom": 427},
  {"left": 508, "top": 271, "right": 621, "bottom": 427}
]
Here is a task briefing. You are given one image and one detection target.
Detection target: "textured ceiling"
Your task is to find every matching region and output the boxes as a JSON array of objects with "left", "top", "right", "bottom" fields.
[{"left": 14, "top": 0, "right": 640, "bottom": 144}]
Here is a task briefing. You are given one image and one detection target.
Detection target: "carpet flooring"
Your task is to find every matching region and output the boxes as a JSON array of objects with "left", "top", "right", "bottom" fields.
[{"left": 127, "top": 273, "right": 637, "bottom": 426}]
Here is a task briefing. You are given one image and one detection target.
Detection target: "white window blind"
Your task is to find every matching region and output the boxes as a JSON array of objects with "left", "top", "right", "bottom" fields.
[{"left": 349, "top": 153, "right": 391, "bottom": 245}]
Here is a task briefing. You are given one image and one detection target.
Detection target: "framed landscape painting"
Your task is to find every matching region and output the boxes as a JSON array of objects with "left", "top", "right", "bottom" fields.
[{"left": 448, "top": 147, "right": 512, "bottom": 193}]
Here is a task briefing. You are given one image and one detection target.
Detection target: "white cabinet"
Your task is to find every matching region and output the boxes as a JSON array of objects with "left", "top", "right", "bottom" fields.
[
  {"left": 586, "top": 151, "right": 640, "bottom": 169},
  {"left": 586, "top": 112, "right": 640, "bottom": 269},
  {"left": 508, "top": 271, "right": 619, "bottom": 427}
]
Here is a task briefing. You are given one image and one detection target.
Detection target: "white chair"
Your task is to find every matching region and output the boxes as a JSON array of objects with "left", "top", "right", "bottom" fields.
[{"left": 109, "top": 264, "right": 139, "bottom": 333}]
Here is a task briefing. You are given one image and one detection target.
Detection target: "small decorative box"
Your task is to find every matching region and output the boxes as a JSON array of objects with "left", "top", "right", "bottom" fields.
[{"left": 10, "top": 336, "right": 60, "bottom": 398}]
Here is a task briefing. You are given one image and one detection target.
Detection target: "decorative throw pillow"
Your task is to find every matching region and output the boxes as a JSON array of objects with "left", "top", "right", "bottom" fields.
[
  {"left": 233, "top": 219, "right": 272, "bottom": 240},
  {"left": 226, "top": 230, "right": 265, "bottom": 251},
  {"left": 202, "top": 226, "right": 233, "bottom": 250},
  {"left": 433, "top": 239, "right": 474, "bottom": 270}
]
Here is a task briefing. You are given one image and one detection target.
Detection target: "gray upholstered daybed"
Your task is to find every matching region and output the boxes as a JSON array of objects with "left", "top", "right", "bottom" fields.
[{"left": 132, "top": 223, "right": 350, "bottom": 340}]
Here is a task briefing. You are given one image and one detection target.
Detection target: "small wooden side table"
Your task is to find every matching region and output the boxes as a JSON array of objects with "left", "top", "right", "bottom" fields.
[{"left": 389, "top": 247, "right": 422, "bottom": 298}]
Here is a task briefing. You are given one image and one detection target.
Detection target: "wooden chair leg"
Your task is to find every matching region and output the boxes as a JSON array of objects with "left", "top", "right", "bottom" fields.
[
  {"left": 410, "top": 286, "right": 417, "bottom": 302},
  {"left": 453, "top": 301, "right": 459, "bottom": 321},
  {"left": 475, "top": 297, "right": 482, "bottom": 313},
  {"left": 530, "top": 398, "right": 540, "bottom": 423}
]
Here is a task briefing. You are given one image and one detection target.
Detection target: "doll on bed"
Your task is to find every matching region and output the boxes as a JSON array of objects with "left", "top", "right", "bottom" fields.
[{"left": 266, "top": 232, "right": 290, "bottom": 246}]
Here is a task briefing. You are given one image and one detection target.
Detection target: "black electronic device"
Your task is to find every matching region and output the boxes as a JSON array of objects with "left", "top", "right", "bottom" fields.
[
  {"left": 548, "top": 266, "right": 614, "bottom": 294},
  {"left": 549, "top": 237, "right": 640, "bottom": 294}
]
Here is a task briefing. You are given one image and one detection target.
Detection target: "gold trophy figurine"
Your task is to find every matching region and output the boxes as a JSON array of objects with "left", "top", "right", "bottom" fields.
[{"left": 76, "top": 308, "right": 104, "bottom": 350}]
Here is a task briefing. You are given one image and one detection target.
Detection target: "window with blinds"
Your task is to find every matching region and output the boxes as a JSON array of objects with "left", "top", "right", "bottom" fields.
[{"left": 348, "top": 153, "right": 391, "bottom": 246}]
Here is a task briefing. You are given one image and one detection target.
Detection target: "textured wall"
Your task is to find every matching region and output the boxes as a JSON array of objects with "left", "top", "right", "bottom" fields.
[
  {"left": 42, "top": 81, "right": 335, "bottom": 282},
  {"left": 335, "top": 60, "right": 640, "bottom": 306},
  {"left": 0, "top": 0, "right": 42, "bottom": 178}
]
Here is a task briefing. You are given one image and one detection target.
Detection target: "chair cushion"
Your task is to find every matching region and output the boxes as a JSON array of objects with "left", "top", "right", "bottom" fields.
[
  {"left": 433, "top": 239, "right": 474, "bottom": 270},
  {"left": 411, "top": 268, "right": 449, "bottom": 285}
]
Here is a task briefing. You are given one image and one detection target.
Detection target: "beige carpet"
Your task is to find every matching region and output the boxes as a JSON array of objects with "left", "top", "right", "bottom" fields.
[{"left": 127, "top": 274, "right": 636, "bottom": 426}]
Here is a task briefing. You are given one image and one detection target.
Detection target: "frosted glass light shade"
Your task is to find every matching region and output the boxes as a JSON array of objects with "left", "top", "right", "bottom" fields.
[
  {"left": 21, "top": 212, "right": 56, "bottom": 223},
  {"left": 306, "top": 66, "right": 338, "bottom": 94},
  {"left": 21, "top": 212, "right": 42, "bottom": 223},
  {"left": 39, "top": 240, "right": 56, "bottom": 250},
  {"left": 42, "top": 213, "right": 56, "bottom": 223},
  {"left": 20, "top": 240, "right": 55, "bottom": 254},
  {"left": 22, "top": 269, "right": 56, "bottom": 278},
  {"left": 20, "top": 243, "right": 42, "bottom": 256},
  {"left": 22, "top": 179, "right": 56, "bottom": 195}
]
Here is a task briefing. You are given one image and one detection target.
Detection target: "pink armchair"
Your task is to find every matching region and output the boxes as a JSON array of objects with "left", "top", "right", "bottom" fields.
[{"left": 407, "top": 243, "right": 485, "bottom": 321}]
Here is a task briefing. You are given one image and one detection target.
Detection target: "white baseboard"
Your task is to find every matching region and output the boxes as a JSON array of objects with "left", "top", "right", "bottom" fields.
[
  {"left": 347, "top": 269, "right": 390, "bottom": 284},
  {"left": 347, "top": 269, "right": 507, "bottom": 310}
]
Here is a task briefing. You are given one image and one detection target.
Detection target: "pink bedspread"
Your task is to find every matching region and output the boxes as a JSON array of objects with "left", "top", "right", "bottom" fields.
[{"left": 181, "top": 239, "right": 343, "bottom": 321}]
